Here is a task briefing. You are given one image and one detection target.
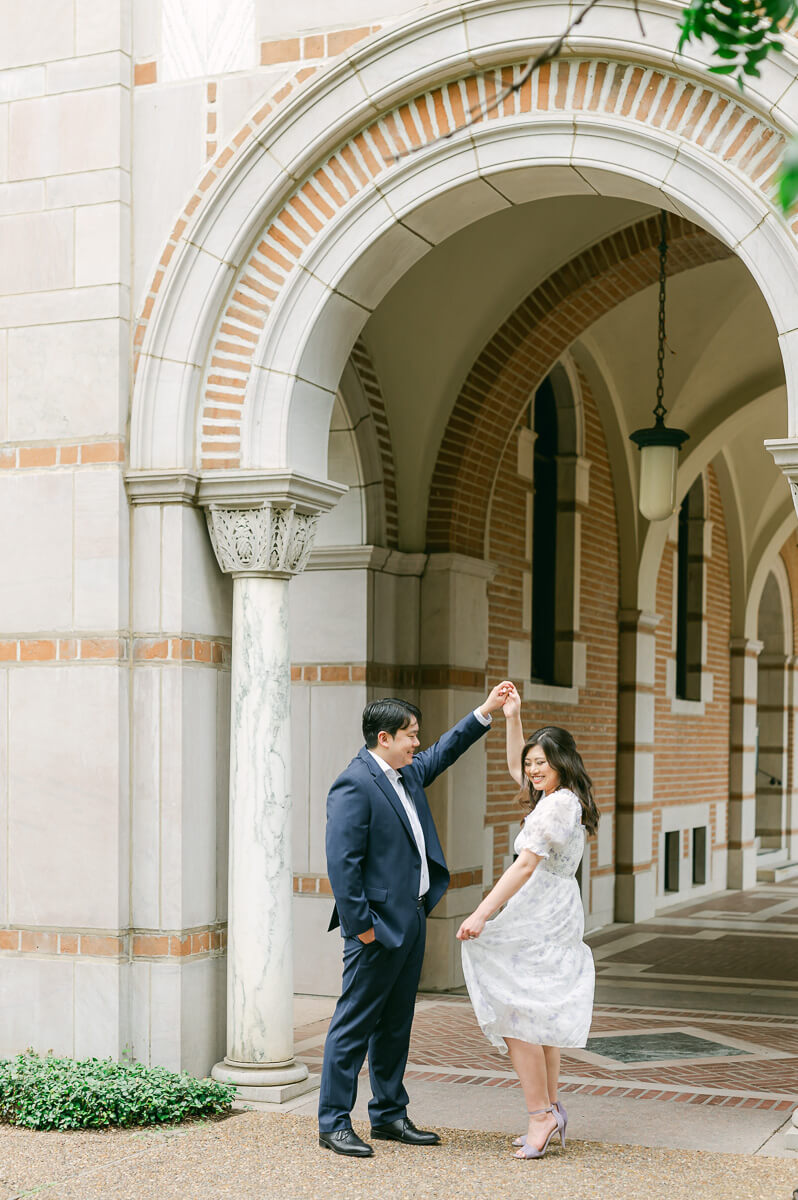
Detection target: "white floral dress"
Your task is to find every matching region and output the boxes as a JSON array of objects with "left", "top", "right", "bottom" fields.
[{"left": 462, "top": 787, "right": 594, "bottom": 1051}]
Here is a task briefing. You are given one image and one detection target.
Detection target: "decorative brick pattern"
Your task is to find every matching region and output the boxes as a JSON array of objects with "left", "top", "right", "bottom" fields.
[
  {"left": 0, "top": 441, "right": 126, "bottom": 470},
  {"left": 289, "top": 663, "right": 485, "bottom": 689},
  {"left": 349, "top": 338, "right": 399, "bottom": 548},
  {"left": 293, "top": 868, "right": 482, "bottom": 895},
  {"left": 0, "top": 636, "right": 232, "bottom": 666},
  {"left": 134, "top": 55, "right": 773, "bottom": 470},
  {"left": 0, "top": 637, "right": 128, "bottom": 664},
  {"left": 259, "top": 25, "right": 380, "bottom": 66},
  {"left": 0, "top": 925, "right": 227, "bottom": 960},
  {"left": 133, "top": 636, "right": 231, "bottom": 666},
  {"left": 427, "top": 215, "right": 730, "bottom": 555},
  {"left": 206, "top": 80, "right": 218, "bottom": 161}
]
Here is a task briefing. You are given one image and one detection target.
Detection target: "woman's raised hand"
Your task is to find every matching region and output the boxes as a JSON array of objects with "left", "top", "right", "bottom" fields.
[{"left": 502, "top": 682, "right": 521, "bottom": 718}]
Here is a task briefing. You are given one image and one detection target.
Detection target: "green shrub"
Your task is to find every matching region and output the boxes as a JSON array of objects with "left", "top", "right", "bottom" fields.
[{"left": 0, "top": 1051, "right": 236, "bottom": 1130}]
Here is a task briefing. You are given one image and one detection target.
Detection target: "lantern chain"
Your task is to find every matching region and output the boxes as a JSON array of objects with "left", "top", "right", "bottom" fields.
[{"left": 654, "top": 208, "right": 668, "bottom": 424}]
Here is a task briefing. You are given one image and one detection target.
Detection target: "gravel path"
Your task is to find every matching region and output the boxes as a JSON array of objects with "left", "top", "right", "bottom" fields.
[{"left": 1, "top": 1112, "right": 797, "bottom": 1200}]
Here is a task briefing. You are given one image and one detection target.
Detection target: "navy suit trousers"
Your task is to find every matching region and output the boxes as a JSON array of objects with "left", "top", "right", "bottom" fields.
[{"left": 318, "top": 905, "right": 426, "bottom": 1131}]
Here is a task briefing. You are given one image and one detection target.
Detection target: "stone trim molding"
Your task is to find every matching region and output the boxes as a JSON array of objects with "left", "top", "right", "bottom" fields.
[
  {"left": 126, "top": 469, "right": 200, "bottom": 505},
  {"left": 427, "top": 213, "right": 731, "bottom": 555},
  {"left": 0, "top": 441, "right": 126, "bottom": 470},
  {"left": 193, "top": 58, "right": 779, "bottom": 470},
  {"left": 0, "top": 925, "right": 228, "bottom": 960}
]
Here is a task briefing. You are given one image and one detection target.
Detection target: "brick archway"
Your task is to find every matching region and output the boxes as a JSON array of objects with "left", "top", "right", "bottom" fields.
[{"left": 425, "top": 213, "right": 732, "bottom": 556}]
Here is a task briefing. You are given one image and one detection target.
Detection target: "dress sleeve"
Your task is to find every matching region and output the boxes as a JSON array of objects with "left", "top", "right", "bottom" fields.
[{"left": 516, "top": 790, "right": 580, "bottom": 858}]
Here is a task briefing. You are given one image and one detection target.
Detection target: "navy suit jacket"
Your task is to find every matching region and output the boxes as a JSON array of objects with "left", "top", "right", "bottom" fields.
[{"left": 325, "top": 711, "right": 489, "bottom": 949}]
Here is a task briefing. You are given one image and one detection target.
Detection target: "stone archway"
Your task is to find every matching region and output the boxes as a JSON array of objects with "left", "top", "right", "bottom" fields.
[{"left": 127, "top": 0, "right": 798, "bottom": 1104}]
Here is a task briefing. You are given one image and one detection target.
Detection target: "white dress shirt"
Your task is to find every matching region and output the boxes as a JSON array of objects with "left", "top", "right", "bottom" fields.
[{"left": 368, "top": 708, "right": 492, "bottom": 900}]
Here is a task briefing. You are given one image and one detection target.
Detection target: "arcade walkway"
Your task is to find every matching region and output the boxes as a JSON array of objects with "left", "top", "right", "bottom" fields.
[{"left": 290, "top": 876, "right": 798, "bottom": 1157}]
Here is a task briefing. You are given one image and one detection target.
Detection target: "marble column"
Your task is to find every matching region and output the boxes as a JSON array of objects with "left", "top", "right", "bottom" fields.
[{"left": 199, "top": 472, "right": 344, "bottom": 1105}]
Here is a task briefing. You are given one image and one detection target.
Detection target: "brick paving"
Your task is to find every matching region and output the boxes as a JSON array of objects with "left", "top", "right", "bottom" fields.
[{"left": 297, "top": 881, "right": 798, "bottom": 1120}]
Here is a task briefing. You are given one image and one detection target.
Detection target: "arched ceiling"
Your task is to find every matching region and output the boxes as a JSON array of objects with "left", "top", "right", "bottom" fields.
[{"left": 360, "top": 192, "right": 791, "bottom": 583}]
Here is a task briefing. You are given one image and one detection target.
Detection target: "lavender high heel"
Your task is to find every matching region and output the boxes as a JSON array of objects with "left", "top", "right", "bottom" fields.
[
  {"left": 513, "top": 1105, "right": 564, "bottom": 1160},
  {"left": 513, "top": 1099, "right": 567, "bottom": 1148}
]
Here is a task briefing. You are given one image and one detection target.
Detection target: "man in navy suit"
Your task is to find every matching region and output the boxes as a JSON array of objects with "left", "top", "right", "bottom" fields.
[{"left": 318, "top": 684, "right": 511, "bottom": 1157}]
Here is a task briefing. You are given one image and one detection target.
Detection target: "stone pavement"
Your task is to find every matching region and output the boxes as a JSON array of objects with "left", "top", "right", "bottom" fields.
[{"left": 289, "top": 877, "right": 798, "bottom": 1158}]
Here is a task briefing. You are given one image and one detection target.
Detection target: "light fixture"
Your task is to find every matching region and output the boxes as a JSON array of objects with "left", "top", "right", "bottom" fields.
[{"left": 629, "top": 210, "right": 689, "bottom": 522}]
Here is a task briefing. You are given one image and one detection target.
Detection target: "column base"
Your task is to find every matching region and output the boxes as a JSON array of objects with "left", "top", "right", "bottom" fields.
[
  {"left": 727, "top": 847, "right": 756, "bottom": 890},
  {"left": 212, "top": 1058, "right": 320, "bottom": 1109},
  {"left": 614, "top": 868, "right": 656, "bottom": 923}
]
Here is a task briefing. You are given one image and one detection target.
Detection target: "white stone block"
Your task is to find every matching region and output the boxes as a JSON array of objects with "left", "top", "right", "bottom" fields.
[
  {"left": 76, "top": 200, "right": 129, "bottom": 289},
  {"left": 132, "top": 81, "right": 204, "bottom": 309},
  {"left": 180, "top": 507, "right": 233, "bottom": 636},
  {"left": 289, "top": 568, "right": 368, "bottom": 662},
  {"left": 293, "top": 895, "right": 344, "bottom": 997},
  {"left": 405, "top": 175, "right": 510, "bottom": 245},
  {"left": 0, "top": 670, "right": 7, "bottom": 923},
  {"left": 0, "top": 957, "right": 74, "bottom": 1057},
  {"left": 0, "top": 328, "right": 6, "bottom": 441},
  {"left": 74, "top": 467, "right": 129, "bottom": 631},
  {"left": 291, "top": 681, "right": 311, "bottom": 874},
  {"left": 76, "top": 0, "right": 132, "bottom": 56},
  {"left": 8, "top": 666, "right": 128, "bottom": 928},
  {"left": 256, "top": 0, "right": 416, "bottom": 38},
  {"left": 132, "top": 0, "right": 161, "bottom": 62},
  {"left": 75, "top": 960, "right": 125, "bottom": 1060},
  {"left": 0, "top": 471, "right": 73, "bottom": 630},
  {"left": 0, "top": 179, "right": 45, "bottom": 215},
  {"left": 131, "top": 503, "right": 161, "bottom": 632},
  {"left": 0, "top": 65, "right": 45, "bottom": 102},
  {"left": 9, "top": 88, "right": 123, "bottom": 180},
  {"left": 161, "top": 0, "right": 256, "bottom": 82},
  {"left": 219, "top": 70, "right": 284, "bottom": 146},
  {"left": 181, "top": 667, "right": 221, "bottom": 927},
  {"left": 47, "top": 168, "right": 130, "bottom": 209},
  {"left": 8, "top": 319, "right": 126, "bottom": 441},
  {"left": 149, "top": 961, "right": 182, "bottom": 1070},
  {"left": 215, "top": 669, "right": 230, "bottom": 920},
  {"left": 128, "top": 960, "right": 151, "bottom": 1062},
  {"left": 131, "top": 665, "right": 161, "bottom": 928},
  {"left": 47, "top": 51, "right": 130, "bottom": 95},
  {"left": 486, "top": 162, "right": 596, "bottom": 205},
  {"left": 0, "top": 102, "right": 7, "bottom": 182},
  {"left": 0, "top": 208, "right": 73, "bottom": 294},
  {"left": 0, "top": 0, "right": 74, "bottom": 71},
  {"left": 0, "top": 284, "right": 128, "bottom": 329},
  {"left": 308, "top": 685, "right": 365, "bottom": 874},
  {"left": 181, "top": 957, "right": 226, "bottom": 1077}
]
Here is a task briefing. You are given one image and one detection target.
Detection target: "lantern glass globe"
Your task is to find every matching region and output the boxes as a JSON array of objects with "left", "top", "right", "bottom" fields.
[{"left": 638, "top": 442, "right": 679, "bottom": 522}]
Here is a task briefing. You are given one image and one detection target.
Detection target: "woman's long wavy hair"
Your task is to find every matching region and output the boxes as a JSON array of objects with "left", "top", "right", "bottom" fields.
[{"left": 517, "top": 726, "right": 599, "bottom": 835}]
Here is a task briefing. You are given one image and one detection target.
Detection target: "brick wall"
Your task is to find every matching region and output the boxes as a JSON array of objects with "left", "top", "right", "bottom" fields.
[
  {"left": 484, "top": 373, "right": 619, "bottom": 894},
  {"left": 652, "top": 467, "right": 732, "bottom": 872}
]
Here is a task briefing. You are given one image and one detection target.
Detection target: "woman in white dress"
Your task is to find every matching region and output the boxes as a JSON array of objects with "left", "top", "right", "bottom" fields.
[{"left": 457, "top": 684, "right": 598, "bottom": 1160}]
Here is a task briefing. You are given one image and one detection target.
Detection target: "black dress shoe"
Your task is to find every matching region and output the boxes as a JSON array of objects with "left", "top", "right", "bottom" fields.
[
  {"left": 370, "top": 1117, "right": 440, "bottom": 1145},
  {"left": 318, "top": 1128, "right": 374, "bottom": 1157}
]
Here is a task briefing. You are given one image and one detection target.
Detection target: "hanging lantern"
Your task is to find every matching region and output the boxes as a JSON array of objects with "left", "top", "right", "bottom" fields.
[{"left": 629, "top": 210, "right": 689, "bottom": 522}]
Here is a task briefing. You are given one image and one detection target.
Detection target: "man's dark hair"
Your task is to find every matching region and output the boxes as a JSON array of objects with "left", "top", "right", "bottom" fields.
[{"left": 362, "top": 698, "right": 422, "bottom": 748}]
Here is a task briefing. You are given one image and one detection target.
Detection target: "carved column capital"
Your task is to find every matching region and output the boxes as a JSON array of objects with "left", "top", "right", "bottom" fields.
[
  {"left": 205, "top": 503, "right": 319, "bottom": 577},
  {"left": 197, "top": 470, "right": 347, "bottom": 579}
]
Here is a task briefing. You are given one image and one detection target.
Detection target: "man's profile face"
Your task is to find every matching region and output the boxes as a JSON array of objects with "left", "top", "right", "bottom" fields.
[{"left": 377, "top": 717, "right": 420, "bottom": 770}]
